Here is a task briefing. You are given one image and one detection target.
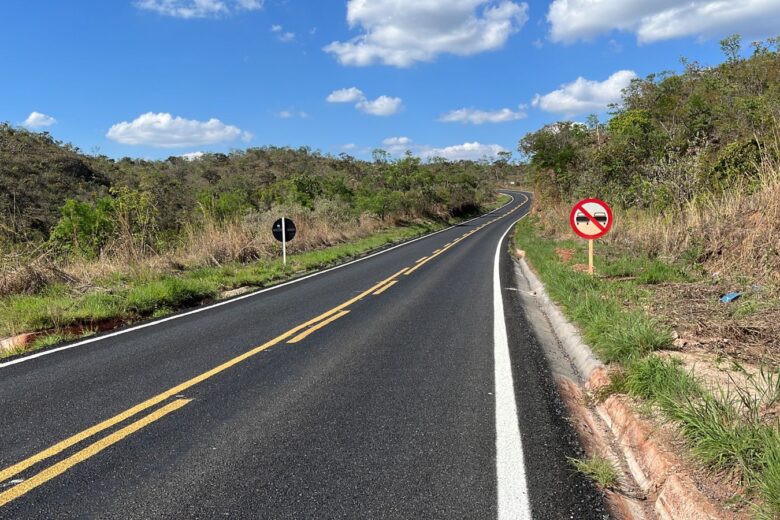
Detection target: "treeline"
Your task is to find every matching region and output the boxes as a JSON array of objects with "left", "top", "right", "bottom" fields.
[
  {"left": 520, "top": 35, "right": 780, "bottom": 209},
  {"left": 0, "top": 126, "right": 504, "bottom": 257}
]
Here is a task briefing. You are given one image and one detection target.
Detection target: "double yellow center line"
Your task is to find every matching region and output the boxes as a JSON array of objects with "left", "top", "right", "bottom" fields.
[{"left": 0, "top": 195, "right": 527, "bottom": 508}]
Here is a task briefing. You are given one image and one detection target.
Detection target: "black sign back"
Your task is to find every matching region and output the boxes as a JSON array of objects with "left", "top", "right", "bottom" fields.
[{"left": 272, "top": 218, "right": 296, "bottom": 242}]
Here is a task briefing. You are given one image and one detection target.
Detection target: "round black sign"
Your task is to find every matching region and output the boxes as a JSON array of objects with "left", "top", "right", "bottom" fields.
[{"left": 272, "top": 218, "right": 296, "bottom": 242}]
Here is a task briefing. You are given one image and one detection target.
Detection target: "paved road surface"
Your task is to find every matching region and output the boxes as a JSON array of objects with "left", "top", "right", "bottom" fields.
[{"left": 0, "top": 193, "right": 607, "bottom": 519}]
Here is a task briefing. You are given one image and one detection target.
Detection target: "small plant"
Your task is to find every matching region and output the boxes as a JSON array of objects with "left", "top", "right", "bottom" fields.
[
  {"left": 625, "top": 355, "right": 701, "bottom": 403},
  {"left": 568, "top": 456, "right": 619, "bottom": 489}
]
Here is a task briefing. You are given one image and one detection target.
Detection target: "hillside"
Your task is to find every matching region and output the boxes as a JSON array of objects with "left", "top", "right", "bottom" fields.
[
  {"left": 0, "top": 125, "right": 508, "bottom": 252},
  {"left": 520, "top": 35, "right": 780, "bottom": 281},
  {"left": 0, "top": 125, "right": 111, "bottom": 241},
  {"left": 517, "top": 36, "right": 780, "bottom": 518}
]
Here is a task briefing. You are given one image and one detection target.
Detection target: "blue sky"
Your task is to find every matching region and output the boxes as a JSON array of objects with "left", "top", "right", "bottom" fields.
[{"left": 2, "top": 0, "right": 777, "bottom": 161}]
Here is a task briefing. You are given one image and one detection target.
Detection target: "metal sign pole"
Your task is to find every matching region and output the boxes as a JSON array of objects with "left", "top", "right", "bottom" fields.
[{"left": 282, "top": 217, "right": 287, "bottom": 266}]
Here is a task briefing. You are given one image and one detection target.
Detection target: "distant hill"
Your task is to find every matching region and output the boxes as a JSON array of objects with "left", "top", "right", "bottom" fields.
[
  {"left": 0, "top": 125, "right": 505, "bottom": 245},
  {"left": 0, "top": 125, "right": 111, "bottom": 241}
]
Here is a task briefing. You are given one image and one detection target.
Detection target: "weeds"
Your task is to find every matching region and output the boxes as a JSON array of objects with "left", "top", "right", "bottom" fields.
[
  {"left": 625, "top": 356, "right": 701, "bottom": 402},
  {"left": 568, "top": 456, "right": 619, "bottom": 489},
  {"left": 515, "top": 216, "right": 673, "bottom": 364},
  {"left": 516, "top": 215, "right": 780, "bottom": 516},
  {"left": 0, "top": 222, "right": 441, "bottom": 348}
]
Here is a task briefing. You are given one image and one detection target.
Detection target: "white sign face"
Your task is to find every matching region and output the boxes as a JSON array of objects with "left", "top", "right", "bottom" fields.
[{"left": 570, "top": 199, "right": 612, "bottom": 239}]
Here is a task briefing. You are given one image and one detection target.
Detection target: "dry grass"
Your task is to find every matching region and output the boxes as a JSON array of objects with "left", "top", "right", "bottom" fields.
[
  {"left": 610, "top": 167, "right": 780, "bottom": 284},
  {"left": 0, "top": 202, "right": 399, "bottom": 299},
  {"left": 533, "top": 163, "right": 780, "bottom": 285}
]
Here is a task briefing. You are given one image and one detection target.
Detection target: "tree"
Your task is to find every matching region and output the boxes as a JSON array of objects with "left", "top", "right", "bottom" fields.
[{"left": 720, "top": 34, "right": 742, "bottom": 63}]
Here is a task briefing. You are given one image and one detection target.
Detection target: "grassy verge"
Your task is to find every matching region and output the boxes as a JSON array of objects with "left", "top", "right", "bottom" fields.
[
  {"left": 0, "top": 222, "right": 443, "bottom": 350},
  {"left": 515, "top": 215, "right": 780, "bottom": 518},
  {"left": 514, "top": 216, "right": 678, "bottom": 364},
  {"left": 486, "top": 193, "right": 512, "bottom": 211}
]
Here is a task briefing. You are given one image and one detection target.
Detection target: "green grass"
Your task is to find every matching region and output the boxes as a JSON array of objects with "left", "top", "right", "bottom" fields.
[
  {"left": 600, "top": 255, "right": 689, "bottom": 284},
  {"left": 484, "top": 193, "right": 512, "bottom": 212},
  {"left": 514, "top": 216, "right": 673, "bottom": 364},
  {"left": 624, "top": 356, "right": 701, "bottom": 402},
  {"left": 568, "top": 455, "right": 619, "bottom": 489},
  {"left": 0, "top": 222, "right": 444, "bottom": 355},
  {"left": 515, "top": 215, "right": 780, "bottom": 517}
]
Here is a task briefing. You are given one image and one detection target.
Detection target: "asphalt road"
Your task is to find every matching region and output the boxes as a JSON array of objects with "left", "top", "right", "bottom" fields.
[{"left": 0, "top": 192, "right": 607, "bottom": 519}]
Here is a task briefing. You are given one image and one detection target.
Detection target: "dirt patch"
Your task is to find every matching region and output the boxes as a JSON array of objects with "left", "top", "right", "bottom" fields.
[
  {"left": 639, "top": 281, "right": 780, "bottom": 367},
  {"left": 572, "top": 263, "right": 593, "bottom": 274},
  {"left": 555, "top": 247, "right": 575, "bottom": 262}
]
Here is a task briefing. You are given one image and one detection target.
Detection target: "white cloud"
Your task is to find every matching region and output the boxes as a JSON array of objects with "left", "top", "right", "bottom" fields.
[
  {"left": 423, "top": 142, "right": 507, "bottom": 161},
  {"left": 271, "top": 24, "right": 295, "bottom": 42},
  {"left": 356, "top": 95, "right": 403, "bottom": 116},
  {"left": 439, "top": 105, "right": 526, "bottom": 124},
  {"left": 135, "top": 0, "right": 263, "bottom": 19},
  {"left": 341, "top": 143, "right": 357, "bottom": 150},
  {"left": 327, "top": 88, "right": 403, "bottom": 116},
  {"left": 382, "top": 136, "right": 412, "bottom": 147},
  {"left": 181, "top": 151, "right": 205, "bottom": 160},
  {"left": 326, "top": 87, "right": 365, "bottom": 103},
  {"left": 277, "top": 110, "right": 309, "bottom": 119},
  {"left": 22, "top": 111, "right": 57, "bottom": 128},
  {"left": 547, "top": 0, "right": 780, "bottom": 44},
  {"left": 379, "top": 136, "right": 507, "bottom": 160},
  {"left": 324, "top": 0, "right": 529, "bottom": 67},
  {"left": 532, "top": 70, "right": 637, "bottom": 116},
  {"left": 106, "top": 112, "right": 252, "bottom": 148}
]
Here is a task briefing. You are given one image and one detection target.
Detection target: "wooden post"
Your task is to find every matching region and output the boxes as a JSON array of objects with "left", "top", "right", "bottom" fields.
[{"left": 588, "top": 239, "right": 594, "bottom": 275}]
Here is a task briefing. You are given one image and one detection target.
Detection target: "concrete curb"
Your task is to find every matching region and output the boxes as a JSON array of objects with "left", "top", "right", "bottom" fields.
[
  {"left": 515, "top": 249, "right": 605, "bottom": 384},
  {"left": 0, "top": 333, "right": 42, "bottom": 354},
  {"left": 514, "top": 251, "right": 727, "bottom": 519}
]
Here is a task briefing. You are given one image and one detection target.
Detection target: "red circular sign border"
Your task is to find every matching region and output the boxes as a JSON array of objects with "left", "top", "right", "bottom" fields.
[{"left": 569, "top": 198, "right": 613, "bottom": 240}]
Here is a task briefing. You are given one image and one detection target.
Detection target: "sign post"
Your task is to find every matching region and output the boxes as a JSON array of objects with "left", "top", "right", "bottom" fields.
[
  {"left": 272, "top": 218, "right": 297, "bottom": 266},
  {"left": 588, "top": 239, "right": 594, "bottom": 275},
  {"left": 569, "top": 198, "right": 613, "bottom": 275}
]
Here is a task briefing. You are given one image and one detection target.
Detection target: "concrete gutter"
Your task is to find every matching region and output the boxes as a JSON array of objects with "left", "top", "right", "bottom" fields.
[
  {"left": 515, "top": 249, "right": 608, "bottom": 387},
  {"left": 513, "top": 249, "right": 728, "bottom": 520}
]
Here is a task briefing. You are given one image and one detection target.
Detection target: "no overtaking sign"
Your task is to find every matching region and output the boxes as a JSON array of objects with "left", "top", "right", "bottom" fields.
[
  {"left": 569, "top": 198, "right": 613, "bottom": 240},
  {"left": 569, "top": 198, "right": 613, "bottom": 275}
]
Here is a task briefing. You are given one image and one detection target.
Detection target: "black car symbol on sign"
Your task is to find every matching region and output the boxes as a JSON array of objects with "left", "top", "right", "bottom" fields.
[{"left": 576, "top": 211, "right": 608, "bottom": 225}]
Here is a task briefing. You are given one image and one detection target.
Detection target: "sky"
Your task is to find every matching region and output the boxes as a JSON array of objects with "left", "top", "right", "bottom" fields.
[{"left": 2, "top": 0, "right": 779, "bottom": 161}]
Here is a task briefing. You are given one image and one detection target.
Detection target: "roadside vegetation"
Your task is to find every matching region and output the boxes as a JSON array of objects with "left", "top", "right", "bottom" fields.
[
  {"left": 0, "top": 129, "right": 516, "bottom": 355},
  {"left": 516, "top": 35, "right": 780, "bottom": 517},
  {"left": 568, "top": 455, "right": 620, "bottom": 490}
]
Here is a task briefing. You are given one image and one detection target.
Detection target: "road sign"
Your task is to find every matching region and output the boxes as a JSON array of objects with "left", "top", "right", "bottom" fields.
[
  {"left": 569, "top": 198, "right": 612, "bottom": 240},
  {"left": 569, "top": 199, "right": 613, "bottom": 276},
  {"left": 272, "top": 218, "right": 296, "bottom": 242},
  {"left": 272, "top": 218, "right": 296, "bottom": 265}
]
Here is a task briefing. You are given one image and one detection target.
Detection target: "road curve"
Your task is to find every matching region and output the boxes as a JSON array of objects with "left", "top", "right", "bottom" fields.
[{"left": 0, "top": 193, "right": 607, "bottom": 519}]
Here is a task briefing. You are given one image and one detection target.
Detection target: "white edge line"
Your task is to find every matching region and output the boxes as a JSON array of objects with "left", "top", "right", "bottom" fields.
[
  {"left": 494, "top": 197, "right": 532, "bottom": 520},
  {"left": 1, "top": 193, "right": 522, "bottom": 369}
]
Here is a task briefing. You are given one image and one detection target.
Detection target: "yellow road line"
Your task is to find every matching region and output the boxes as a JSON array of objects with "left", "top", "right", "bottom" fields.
[
  {"left": 287, "top": 311, "right": 350, "bottom": 344},
  {"left": 372, "top": 280, "right": 397, "bottom": 295},
  {"left": 382, "top": 267, "right": 408, "bottom": 283},
  {"left": 0, "top": 278, "right": 389, "bottom": 486},
  {"left": 406, "top": 200, "right": 522, "bottom": 276},
  {"left": 0, "top": 195, "right": 530, "bottom": 505},
  {"left": 0, "top": 399, "right": 191, "bottom": 508}
]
